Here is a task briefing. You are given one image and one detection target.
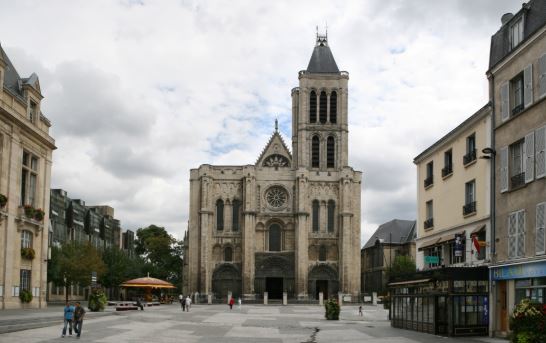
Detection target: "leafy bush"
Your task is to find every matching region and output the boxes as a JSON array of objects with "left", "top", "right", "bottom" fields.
[
  {"left": 33, "top": 209, "right": 45, "bottom": 221},
  {"left": 324, "top": 298, "right": 340, "bottom": 320},
  {"left": 23, "top": 205, "right": 35, "bottom": 218},
  {"left": 19, "top": 289, "right": 32, "bottom": 303},
  {"left": 20, "top": 247, "right": 36, "bottom": 260},
  {"left": 88, "top": 287, "right": 107, "bottom": 312},
  {"left": 0, "top": 194, "right": 7, "bottom": 208},
  {"left": 509, "top": 299, "right": 546, "bottom": 343}
]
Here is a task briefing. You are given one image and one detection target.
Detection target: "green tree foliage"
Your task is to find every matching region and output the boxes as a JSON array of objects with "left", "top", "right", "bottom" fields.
[
  {"left": 386, "top": 255, "right": 416, "bottom": 280},
  {"left": 101, "top": 247, "right": 144, "bottom": 289},
  {"left": 135, "top": 225, "right": 183, "bottom": 288},
  {"left": 48, "top": 242, "right": 106, "bottom": 302}
]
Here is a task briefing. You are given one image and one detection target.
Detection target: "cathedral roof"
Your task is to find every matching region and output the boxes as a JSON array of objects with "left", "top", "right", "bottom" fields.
[
  {"left": 256, "top": 124, "right": 292, "bottom": 168},
  {"left": 306, "top": 33, "right": 340, "bottom": 74}
]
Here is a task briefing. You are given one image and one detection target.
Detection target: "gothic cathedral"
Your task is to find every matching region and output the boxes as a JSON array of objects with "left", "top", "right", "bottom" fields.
[{"left": 183, "top": 34, "right": 362, "bottom": 301}]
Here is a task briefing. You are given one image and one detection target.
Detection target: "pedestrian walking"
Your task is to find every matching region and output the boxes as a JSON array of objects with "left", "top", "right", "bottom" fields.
[
  {"left": 229, "top": 296, "right": 234, "bottom": 310},
  {"left": 238, "top": 297, "right": 242, "bottom": 310},
  {"left": 179, "top": 294, "right": 184, "bottom": 309},
  {"left": 358, "top": 305, "right": 363, "bottom": 316},
  {"left": 181, "top": 295, "right": 186, "bottom": 311},
  {"left": 61, "top": 301, "right": 74, "bottom": 337},
  {"left": 136, "top": 297, "right": 144, "bottom": 310},
  {"left": 73, "top": 301, "right": 85, "bottom": 339},
  {"left": 185, "top": 295, "right": 191, "bottom": 312}
]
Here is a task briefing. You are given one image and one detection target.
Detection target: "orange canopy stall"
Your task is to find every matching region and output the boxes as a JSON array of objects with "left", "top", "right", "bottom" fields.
[{"left": 120, "top": 274, "right": 176, "bottom": 302}]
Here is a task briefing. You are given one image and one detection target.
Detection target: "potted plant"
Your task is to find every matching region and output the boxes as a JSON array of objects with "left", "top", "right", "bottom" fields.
[
  {"left": 0, "top": 194, "right": 7, "bottom": 208},
  {"left": 88, "top": 287, "right": 107, "bottom": 312},
  {"left": 23, "top": 205, "right": 34, "bottom": 219},
  {"left": 509, "top": 299, "right": 546, "bottom": 343},
  {"left": 19, "top": 289, "right": 32, "bottom": 303},
  {"left": 324, "top": 298, "right": 340, "bottom": 320},
  {"left": 33, "top": 208, "right": 45, "bottom": 222},
  {"left": 21, "top": 247, "right": 36, "bottom": 260}
]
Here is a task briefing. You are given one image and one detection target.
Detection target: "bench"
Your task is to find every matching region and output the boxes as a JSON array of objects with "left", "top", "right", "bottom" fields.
[
  {"left": 146, "top": 301, "right": 160, "bottom": 307},
  {"left": 115, "top": 302, "right": 139, "bottom": 311}
]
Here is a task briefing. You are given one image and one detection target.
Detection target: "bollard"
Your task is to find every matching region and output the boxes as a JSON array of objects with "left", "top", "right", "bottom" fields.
[
  {"left": 338, "top": 292, "right": 343, "bottom": 307},
  {"left": 264, "top": 292, "right": 268, "bottom": 305},
  {"left": 227, "top": 291, "right": 232, "bottom": 305},
  {"left": 208, "top": 294, "right": 212, "bottom": 305},
  {"left": 319, "top": 292, "right": 324, "bottom": 306},
  {"left": 372, "top": 292, "right": 377, "bottom": 306},
  {"left": 283, "top": 292, "right": 287, "bottom": 305}
]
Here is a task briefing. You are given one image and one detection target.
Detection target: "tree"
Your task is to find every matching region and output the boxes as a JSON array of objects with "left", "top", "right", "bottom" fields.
[
  {"left": 48, "top": 242, "right": 106, "bottom": 302},
  {"left": 135, "top": 225, "right": 183, "bottom": 288},
  {"left": 386, "top": 255, "right": 416, "bottom": 280}
]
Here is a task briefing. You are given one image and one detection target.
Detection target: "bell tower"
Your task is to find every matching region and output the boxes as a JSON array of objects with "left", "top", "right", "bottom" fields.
[{"left": 292, "top": 32, "right": 349, "bottom": 171}]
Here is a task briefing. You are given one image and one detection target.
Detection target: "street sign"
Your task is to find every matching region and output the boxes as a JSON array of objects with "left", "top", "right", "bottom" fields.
[{"left": 91, "top": 271, "right": 97, "bottom": 286}]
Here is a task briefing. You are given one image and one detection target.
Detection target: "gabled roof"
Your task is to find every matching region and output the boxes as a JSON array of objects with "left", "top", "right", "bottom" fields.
[
  {"left": 255, "top": 130, "right": 292, "bottom": 167},
  {"left": 306, "top": 34, "right": 340, "bottom": 74},
  {"left": 0, "top": 43, "right": 25, "bottom": 99},
  {"left": 363, "top": 219, "right": 416, "bottom": 249}
]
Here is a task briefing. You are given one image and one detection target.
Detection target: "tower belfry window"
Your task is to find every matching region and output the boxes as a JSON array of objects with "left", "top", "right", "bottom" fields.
[
  {"left": 327, "top": 137, "right": 335, "bottom": 168},
  {"left": 312, "top": 136, "right": 320, "bottom": 168},
  {"left": 330, "top": 91, "right": 337, "bottom": 123},
  {"left": 319, "top": 91, "right": 327, "bottom": 123},
  {"left": 309, "top": 91, "right": 317, "bottom": 123}
]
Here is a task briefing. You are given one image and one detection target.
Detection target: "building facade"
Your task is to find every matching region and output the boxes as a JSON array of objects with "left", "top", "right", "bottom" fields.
[
  {"left": 487, "top": 0, "right": 546, "bottom": 336},
  {"left": 183, "top": 34, "right": 362, "bottom": 301},
  {"left": 361, "top": 219, "right": 416, "bottom": 295},
  {"left": 0, "top": 45, "right": 56, "bottom": 309},
  {"left": 414, "top": 104, "right": 492, "bottom": 271}
]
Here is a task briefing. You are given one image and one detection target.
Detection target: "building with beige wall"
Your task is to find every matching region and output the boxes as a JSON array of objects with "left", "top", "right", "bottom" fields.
[
  {"left": 0, "top": 44, "right": 55, "bottom": 309},
  {"left": 487, "top": 1, "right": 546, "bottom": 337},
  {"left": 414, "top": 104, "right": 492, "bottom": 270},
  {"left": 183, "top": 34, "right": 362, "bottom": 301}
]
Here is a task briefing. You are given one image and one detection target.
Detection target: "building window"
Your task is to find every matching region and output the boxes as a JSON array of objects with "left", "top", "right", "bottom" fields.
[
  {"left": 309, "top": 90, "right": 317, "bottom": 123},
  {"left": 449, "top": 234, "right": 466, "bottom": 264},
  {"left": 424, "top": 200, "right": 433, "bottom": 229},
  {"left": 319, "top": 91, "right": 327, "bottom": 123},
  {"left": 424, "top": 246, "right": 441, "bottom": 268},
  {"left": 312, "top": 200, "right": 319, "bottom": 232},
  {"left": 224, "top": 246, "right": 233, "bottom": 262},
  {"left": 20, "top": 269, "right": 31, "bottom": 291},
  {"left": 510, "top": 140, "right": 525, "bottom": 189},
  {"left": 463, "top": 180, "right": 476, "bottom": 215},
  {"left": 216, "top": 199, "right": 224, "bottom": 231},
  {"left": 442, "top": 150, "right": 453, "bottom": 177},
  {"left": 21, "top": 230, "right": 32, "bottom": 248},
  {"left": 326, "top": 136, "right": 335, "bottom": 168},
  {"left": 330, "top": 91, "right": 337, "bottom": 123},
  {"left": 232, "top": 199, "right": 241, "bottom": 232},
  {"left": 269, "top": 224, "right": 281, "bottom": 252},
  {"left": 319, "top": 245, "right": 327, "bottom": 261},
  {"left": 464, "top": 134, "right": 477, "bottom": 165},
  {"left": 29, "top": 101, "right": 37, "bottom": 123},
  {"left": 21, "top": 151, "right": 38, "bottom": 207},
  {"left": 510, "top": 17, "right": 524, "bottom": 49},
  {"left": 511, "top": 73, "right": 524, "bottom": 116},
  {"left": 424, "top": 161, "right": 433, "bottom": 188},
  {"left": 327, "top": 200, "right": 335, "bottom": 232},
  {"left": 508, "top": 210, "right": 525, "bottom": 259},
  {"left": 311, "top": 136, "right": 320, "bottom": 168}
]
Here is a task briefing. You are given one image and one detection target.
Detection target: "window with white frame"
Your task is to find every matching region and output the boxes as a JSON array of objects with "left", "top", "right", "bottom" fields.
[
  {"left": 21, "top": 151, "right": 38, "bottom": 207},
  {"left": 21, "top": 230, "right": 32, "bottom": 248},
  {"left": 508, "top": 210, "right": 526, "bottom": 259},
  {"left": 20, "top": 269, "right": 31, "bottom": 291},
  {"left": 510, "top": 17, "right": 524, "bottom": 49},
  {"left": 511, "top": 73, "right": 524, "bottom": 115},
  {"left": 536, "top": 202, "right": 545, "bottom": 255},
  {"left": 464, "top": 180, "right": 476, "bottom": 215}
]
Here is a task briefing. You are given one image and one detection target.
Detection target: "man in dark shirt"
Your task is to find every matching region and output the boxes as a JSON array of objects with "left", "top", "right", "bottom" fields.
[{"left": 73, "top": 301, "right": 86, "bottom": 338}]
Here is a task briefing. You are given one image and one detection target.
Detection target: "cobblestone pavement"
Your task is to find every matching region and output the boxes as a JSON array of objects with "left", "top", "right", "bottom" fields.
[{"left": 0, "top": 304, "right": 507, "bottom": 342}]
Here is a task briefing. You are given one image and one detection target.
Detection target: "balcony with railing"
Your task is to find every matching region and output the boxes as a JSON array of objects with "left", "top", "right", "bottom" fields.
[
  {"left": 463, "top": 149, "right": 477, "bottom": 165},
  {"left": 512, "top": 103, "right": 524, "bottom": 116},
  {"left": 424, "top": 176, "right": 433, "bottom": 188},
  {"left": 463, "top": 201, "right": 476, "bottom": 216},
  {"left": 441, "top": 165, "right": 453, "bottom": 177},
  {"left": 511, "top": 172, "right": 525, "bottom": 189},
  {"left": 424, "top": 218, "right": 434, "bottom": 230}
]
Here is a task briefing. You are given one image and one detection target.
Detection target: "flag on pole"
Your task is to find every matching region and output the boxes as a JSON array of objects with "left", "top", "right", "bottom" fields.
[{"left": 472, "top": 234, "right": 480, "bottom": 254}]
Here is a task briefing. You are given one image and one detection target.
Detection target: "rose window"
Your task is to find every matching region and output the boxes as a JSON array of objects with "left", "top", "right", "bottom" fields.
[{"left": 265, "top": 186, "right": 288, "bottom": 208}]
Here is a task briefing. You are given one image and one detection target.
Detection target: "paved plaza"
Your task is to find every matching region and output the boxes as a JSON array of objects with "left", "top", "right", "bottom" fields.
[{"left": 0, "top": 304, "right": 506, "bottom": 342}]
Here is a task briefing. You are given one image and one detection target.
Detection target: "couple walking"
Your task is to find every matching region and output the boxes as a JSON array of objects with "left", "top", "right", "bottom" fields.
[
  {"left": 62, "top": 301, "right": 85, "bottom": 338},
  {"left": 179, "top": 294, "right": 192, "bottom": 311}
]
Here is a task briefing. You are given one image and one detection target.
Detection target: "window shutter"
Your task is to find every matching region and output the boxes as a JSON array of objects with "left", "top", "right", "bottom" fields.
[
  {"left": 517, "top": 210, "right": 526, "bottom": 258},
  {"left": 524, "top": 132, "right": 535, "bottom": 183},
  {"left": 539, "top": 54, "right": 546, "bottom": 99},
  {"left": 524, "top": 63, "right": 533, "bottom": 107},
  {"left": 500, "top": 82, "right": 510, "bottom": 122},
  {"left": 500, "top": 146, "right": 509, "bottom": 193},
  {"left": 536, "top": 202, "right": 545, "bottom": 255},
  {"left": 536, "top": 126, "right": 546, "bottom": 179},
  {"left": 508, "top": 213, "right": 517, "bottom": 259}
]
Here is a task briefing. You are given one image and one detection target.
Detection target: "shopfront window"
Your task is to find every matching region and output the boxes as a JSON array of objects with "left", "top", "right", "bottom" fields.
[{"left": 515, "top": 278, "right": 546, "bottom": 305}]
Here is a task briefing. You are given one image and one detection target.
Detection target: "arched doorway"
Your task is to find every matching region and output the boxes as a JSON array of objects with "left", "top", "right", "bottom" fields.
[
  {"left": 212, "top": 264, "right": 241, "bottom": 299},
  {"left": 308, "top": 264, "right": 339, "bottom": 300},
  {"left": 254, "top": 254, "right": 295, "bottom": 299}
]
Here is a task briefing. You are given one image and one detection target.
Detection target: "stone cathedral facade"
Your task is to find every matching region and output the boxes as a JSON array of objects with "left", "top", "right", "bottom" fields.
[{"left": 183, "top": 34, "right": 362, "bottom": 301}]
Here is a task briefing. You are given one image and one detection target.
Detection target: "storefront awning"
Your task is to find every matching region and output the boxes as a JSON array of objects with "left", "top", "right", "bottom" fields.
[
  {"left": 437, "top": 231, "right": 465, "bottom": 244},
  {"left": 388, "top": 278, "right": 432, "bottom": 286},
  {"left": 471, "top": 224, "right": 486, "bottom": 234},
  {"left": 418, "top": 238, "right": 440, "bottom": 251}
]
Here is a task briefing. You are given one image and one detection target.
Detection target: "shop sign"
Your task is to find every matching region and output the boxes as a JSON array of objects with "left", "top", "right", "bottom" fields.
[
  {"left": 425, "top": 256, "right": 439, "bottom": 264},
  {"left": 491, "top": 261, "right": 546, "bottom": 280},
  {"left": 483, "top": 296, "right": 488, "bottom": 323},
  {"left": 454, "top": 234, "right": 464, "bottom": 257}
]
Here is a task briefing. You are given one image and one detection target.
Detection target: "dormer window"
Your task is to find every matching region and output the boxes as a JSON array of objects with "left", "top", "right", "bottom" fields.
[
  {"left": 510, "top": 17, "right": 523, "bottom": 49},
  {"left": 29, "top": 101, "right": 37, "bottom": 123}
]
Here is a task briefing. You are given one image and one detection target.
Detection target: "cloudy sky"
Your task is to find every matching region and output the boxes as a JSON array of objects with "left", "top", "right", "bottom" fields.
[{"left": 0, "top": 0, "right": 518, "bottom": 245}]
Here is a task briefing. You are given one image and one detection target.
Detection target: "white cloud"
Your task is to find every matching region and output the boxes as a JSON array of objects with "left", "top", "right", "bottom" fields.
[{"left": 0, "top": 0, "right": 518, "bottom": 243}]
